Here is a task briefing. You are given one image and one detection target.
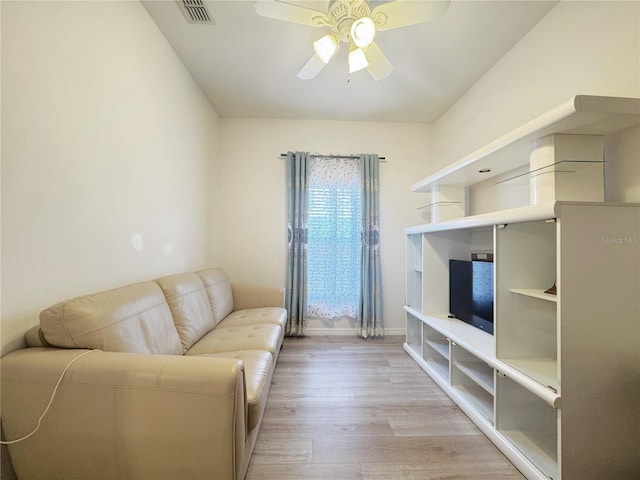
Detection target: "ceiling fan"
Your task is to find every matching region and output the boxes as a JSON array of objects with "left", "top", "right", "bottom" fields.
[{"left": 254, "top": 0, "right": 450, "bottom": 81}]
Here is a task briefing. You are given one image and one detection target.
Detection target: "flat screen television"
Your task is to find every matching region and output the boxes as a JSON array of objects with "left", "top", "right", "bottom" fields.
[{"left": 449, "top": 259, "right": 494, "bottom": 335}]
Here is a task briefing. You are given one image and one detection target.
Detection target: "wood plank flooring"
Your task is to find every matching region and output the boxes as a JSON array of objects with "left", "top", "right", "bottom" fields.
[{"left": 246, "top": 336, "right": 525, "bottom": 480}]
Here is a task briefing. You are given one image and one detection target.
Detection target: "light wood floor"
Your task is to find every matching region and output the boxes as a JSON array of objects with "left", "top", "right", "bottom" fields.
[{"left": 246, "top": 336, "right": 525, "bottom": 480}]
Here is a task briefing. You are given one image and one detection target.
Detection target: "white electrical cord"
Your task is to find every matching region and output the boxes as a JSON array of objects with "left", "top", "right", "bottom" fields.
[{"left": 1, "top": 349, "right": 101, "bottom": 445}]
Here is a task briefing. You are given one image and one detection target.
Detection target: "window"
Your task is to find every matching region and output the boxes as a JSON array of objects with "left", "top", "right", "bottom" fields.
[{"left": 306, "top": 157, "right": 361, "bottom": 319}]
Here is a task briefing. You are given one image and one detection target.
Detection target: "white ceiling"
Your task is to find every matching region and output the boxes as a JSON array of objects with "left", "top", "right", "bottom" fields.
[{"left": 142, "top": 0, "right": 558, "bottom": 123}]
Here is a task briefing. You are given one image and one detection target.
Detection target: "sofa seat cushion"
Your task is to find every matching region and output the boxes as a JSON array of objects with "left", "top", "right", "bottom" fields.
[
  {"left": 40, "top": 282, "right": 182, "bottom": 355},
  {"left": 185, "top": 324, "right": 282, "bottom": 357},
  {"left": 197, "top": 350, "right": 273, "bottom": 431},
  {"left": 221, "top": 307, "right": 287, "bottom": 330}
]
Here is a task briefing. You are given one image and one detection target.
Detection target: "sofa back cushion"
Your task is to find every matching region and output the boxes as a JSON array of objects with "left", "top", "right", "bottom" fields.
[
  {"left": 155, "top": 273, "right": 215, "bottom": 353},
  {"left": 40, "top": 282, "right": 183, "bottom": 355},
  {"left": 196, "top": 268, "right": 234, "bottom": 326}
]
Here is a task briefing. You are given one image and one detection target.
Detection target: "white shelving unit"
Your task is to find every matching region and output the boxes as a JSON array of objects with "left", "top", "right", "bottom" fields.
[{"left": 404, "top": 96, "right": 640, "bottom": 480}]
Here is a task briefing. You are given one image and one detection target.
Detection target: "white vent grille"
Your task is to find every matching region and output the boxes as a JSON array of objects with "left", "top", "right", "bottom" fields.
[{"left": 177, "top": 0, "right": 214, "bottom": 24}]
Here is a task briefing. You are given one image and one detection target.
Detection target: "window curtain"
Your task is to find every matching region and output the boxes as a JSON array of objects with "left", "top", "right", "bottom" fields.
[
  {"left": 285, "top": 151, "right": 310, "bottom": 336},
  {"left": 358, "top": 154, "right": 384, "bottom": 338}
]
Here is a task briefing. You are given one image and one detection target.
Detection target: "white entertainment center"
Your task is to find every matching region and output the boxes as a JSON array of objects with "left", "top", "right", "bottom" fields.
[{"left": 404, "top": 95, "right": 640, "bottom": 480}]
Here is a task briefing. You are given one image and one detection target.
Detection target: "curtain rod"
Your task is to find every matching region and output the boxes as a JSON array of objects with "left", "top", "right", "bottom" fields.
[{"left": 279, "top": 153, "right": 386, "bottom": 161}]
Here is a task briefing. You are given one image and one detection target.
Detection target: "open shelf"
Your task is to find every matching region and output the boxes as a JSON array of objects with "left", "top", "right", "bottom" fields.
[
  {"left": 510, "top": 289, "right": 557, "bottom": 303},
  {"left": 454, "top": 362, "right": 494, "bottom": 395},
  {"left": 406, "top": 310, "right": 495, "bottom": 362},
  {"left": 424, "top": 339, "right": 449, "bottom": 360},
  {"left": 411, "top": 95, "right": 640, "bottom": 192},
  {"left": 496, "top": 159, "right": 604, "bottom": 186},
  {"left": 417, "top": 201, "right": 463, "bottom": 211},
  {"left": 405, "top": 203, "right": 556, "bottom": 235}
]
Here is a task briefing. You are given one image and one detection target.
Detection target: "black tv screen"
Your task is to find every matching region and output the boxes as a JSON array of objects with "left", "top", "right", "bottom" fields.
[{"left": 449, "top": 259, "right": 494, "bottom": 334}]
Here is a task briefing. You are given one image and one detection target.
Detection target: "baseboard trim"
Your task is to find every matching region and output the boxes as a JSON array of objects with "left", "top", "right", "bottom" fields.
[{"left": 303, "top": 327, "right": 406, "bottom": 336}]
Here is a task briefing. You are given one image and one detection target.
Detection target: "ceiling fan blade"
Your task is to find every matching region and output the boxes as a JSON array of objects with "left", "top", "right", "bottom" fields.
[
  {"left": 371, "top": 0, "right": 450, "bottom": 31},
  {"left": 254, "top": 0, "right": 330, "bottom": 27},
  {"left": 366, "top": 42, "right": 393, "bottom": 81},
  {"left": 297, "top": 54, "right": 326, "bottom": 80}
]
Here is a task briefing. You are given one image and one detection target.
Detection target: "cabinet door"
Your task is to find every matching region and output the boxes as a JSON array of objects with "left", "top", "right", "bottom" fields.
[
  {"left": 496, "top": 373, "right": 558, "bottom": 480},
  {"left": 405, "top": 312, "right": 422, "bottom": 356},
  {"left": 422, "top": 325, "right": 450, "bottom": 381},
  {"left": 495, "top": 220, "right": 558, "bottom": 389},
  {"left": 406, "top": 234, "right": 423, "bottom": 310},
  {"left": 451, "top": 344, "right": 494, "bottom": 423}
]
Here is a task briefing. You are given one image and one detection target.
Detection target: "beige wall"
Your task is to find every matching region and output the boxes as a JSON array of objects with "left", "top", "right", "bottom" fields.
[
  {"left": 0, "top": 0, "right": 221, "bottom": 355},
  {"left": 217, "top": 118, "right": 430, "bottom": 334}
]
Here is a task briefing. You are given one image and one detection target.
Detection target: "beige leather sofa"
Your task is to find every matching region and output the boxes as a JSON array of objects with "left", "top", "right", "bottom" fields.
[{"left": 1, "top": 268, "right": 286, "bottom": 480}]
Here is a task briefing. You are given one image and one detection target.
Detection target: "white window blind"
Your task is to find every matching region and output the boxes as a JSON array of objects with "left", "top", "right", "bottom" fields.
[{"left": 306, "top": 157, "right": 361, "bottom": 319}]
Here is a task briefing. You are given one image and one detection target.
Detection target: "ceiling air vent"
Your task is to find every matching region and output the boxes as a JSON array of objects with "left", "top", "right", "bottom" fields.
[{"left": 177, "top": 0, "right": 215, "bottom": 25}]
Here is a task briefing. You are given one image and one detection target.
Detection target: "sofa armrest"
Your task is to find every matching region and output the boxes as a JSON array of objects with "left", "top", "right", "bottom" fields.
[
  {"left": 2, "top": 348, "right": 248, "bottom": 479},
  {"left": 231, "top": 284, "right": 285, "bottom": 310},
  {"left": 24, "top": 325, "right": 51, "bottom": 347}
]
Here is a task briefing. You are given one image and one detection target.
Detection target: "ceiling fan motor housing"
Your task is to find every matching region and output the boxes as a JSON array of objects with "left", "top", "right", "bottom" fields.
[{"left": 328, "top": 0, "right": 371, "bottom": 42}]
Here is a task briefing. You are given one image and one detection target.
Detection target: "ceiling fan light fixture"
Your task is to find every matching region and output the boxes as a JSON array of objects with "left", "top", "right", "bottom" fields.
[
  {"left": 348, "top": 47, "right": 369, "bottom": 73},
  {"left": 313, "top": 34, "right": 338, "bottom": 64},
  {"left": 350, "top": 17, "right": 376, "bottom": 48}
]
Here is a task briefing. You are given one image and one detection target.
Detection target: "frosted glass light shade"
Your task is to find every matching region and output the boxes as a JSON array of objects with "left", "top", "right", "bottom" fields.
[
  {"left": 351, "top": 17, "right": 376, "bottom": 48},
  {"left": 313, "top": 35, "right": 338, "bottom": 64},
  {"left": 348, "top": 47, "right": 369, "bottom": 73}
]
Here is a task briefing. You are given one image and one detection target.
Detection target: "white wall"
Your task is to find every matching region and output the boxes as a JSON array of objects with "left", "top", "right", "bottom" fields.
[
  {"left": 0, "top": 0, "right": 221, "bottom": 355},
  {"left": 430, "top": 0, "right": 640, "bottom": 179},
  {"left": 218, "top": 118, "right": 430, "bottom": 334}
]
